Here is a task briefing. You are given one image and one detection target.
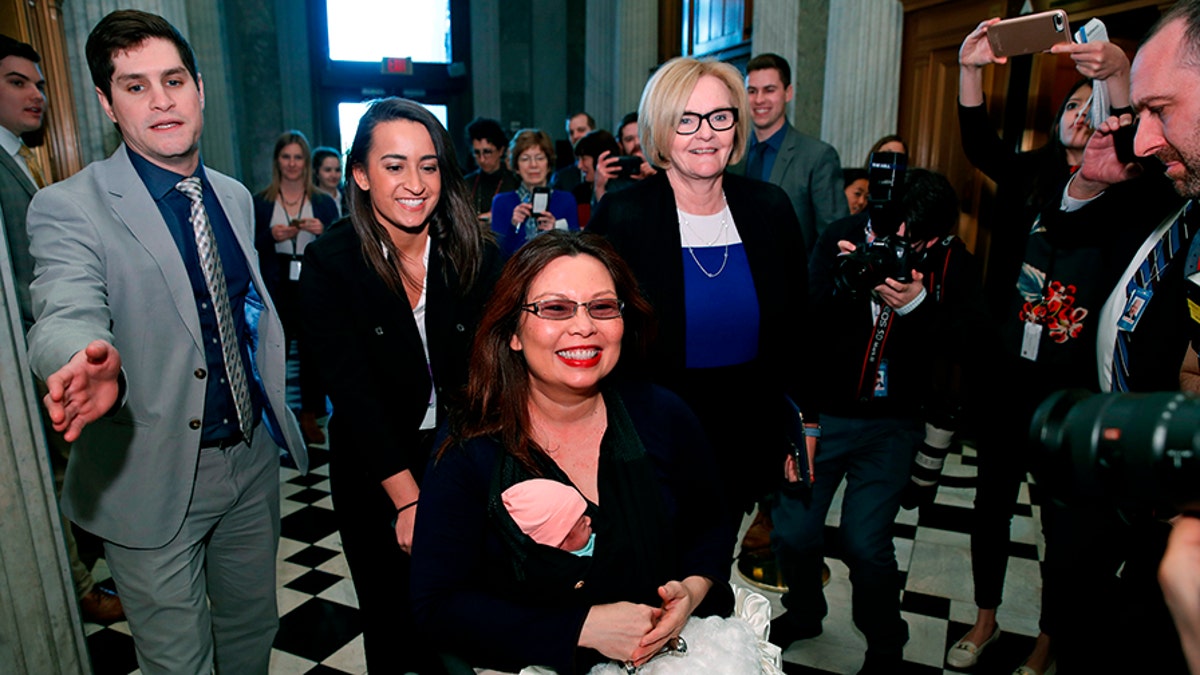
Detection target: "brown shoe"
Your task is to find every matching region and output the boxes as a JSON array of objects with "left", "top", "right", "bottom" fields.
[
  {"left": 79, "top": 586, "right": 125, "bottom": 623},
  {"left": 739, "top": 508, "right": 774, "bottom": 555},
  {"left": 299, "top": 411, "right": 326, "bottom": 445}
]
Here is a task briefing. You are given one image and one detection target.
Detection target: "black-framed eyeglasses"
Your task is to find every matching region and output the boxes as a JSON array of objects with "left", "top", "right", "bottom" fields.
[
  {"left": 676, "top": 108, "right": 738, "bottom": 135},
  {"left": 521, "top": 298, "right": 625, "bottom": 320}
]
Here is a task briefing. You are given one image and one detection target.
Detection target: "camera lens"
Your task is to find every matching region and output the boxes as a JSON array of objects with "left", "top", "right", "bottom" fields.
[{"left": 1032, "top": 390, "right": 1200, "bottom": 511}]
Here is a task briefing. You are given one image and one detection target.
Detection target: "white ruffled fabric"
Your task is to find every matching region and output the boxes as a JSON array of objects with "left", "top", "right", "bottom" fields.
[{"left": 582, "top": 586, "right": 783, "bottom": 675}]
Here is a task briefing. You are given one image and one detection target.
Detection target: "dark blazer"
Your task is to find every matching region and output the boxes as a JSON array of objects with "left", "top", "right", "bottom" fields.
[
  {"left": 0, "top": 146, "right": 38, "bottom": 330},
  {"left": 729, "top": 124, "right": 848, "bottom": 257},
  {"left": 1035, "top": 172, "right": 1188, "bottom": 392},
  {"left": 588, "top": 171, "right": 814, "bottom": 414},
  {"left": 412, "top": 381, "right": 734, "bottom": 675},
  {"left": 300, "top": 223, "right": 501, "bottom": 482}
]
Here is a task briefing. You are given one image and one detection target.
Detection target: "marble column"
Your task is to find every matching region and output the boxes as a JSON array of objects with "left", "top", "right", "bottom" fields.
[
  {"left": 188, "top": 0, "right": 239, "bottom": 176},
  {"left": 584, "top": 0, "right": 616, "bottom": 129},
  {"left": 820, "top": 0, "right": 904, "bottom": 168},
  {"left": 530, "top": 0, "right": 568, "bottom": 134},
  {"left": 612, "top": 0, "right": 657, "bottom": 128},
  {"left": 0, "top": 200, "right": 87, "bottom": 674},
  {"left": 586, "top": 0, "right": 657, "bottom": 133},
  {"left": 470, "top": 0, "right": 502, "bottom": 120},
  {"left": 751, "top": 0, "right": 830, "bottom": 137},
  {"left": 62, "top": 0, "right": 189, "bottom": 165}
]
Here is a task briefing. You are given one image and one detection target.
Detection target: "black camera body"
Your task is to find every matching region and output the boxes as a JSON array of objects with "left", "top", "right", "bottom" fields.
[
  {"left": 1032, "top": 389, "right": 1200, "bottom": 512},
  {"left": 834, "top": 151, "right": 915, "bottom": 297},
  {"left": 834, "top": 234, "right": 915, "bottom": 296},
  {"left": 614, "top": 155, "right": 641, "bottom": 178}
]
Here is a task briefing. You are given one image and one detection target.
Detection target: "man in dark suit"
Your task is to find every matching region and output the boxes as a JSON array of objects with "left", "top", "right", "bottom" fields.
[
  {"left": 731, "top": 53, "right": 848, "bottom": 258},
  {"left": 25, "top": 11, "right": 305, "bottom": 674},
  {"left": 0, "top": 34, "right": 47, "bottom": 333},
  {"left": 0, "top": 32, "right": 127, "bottom": 625}
]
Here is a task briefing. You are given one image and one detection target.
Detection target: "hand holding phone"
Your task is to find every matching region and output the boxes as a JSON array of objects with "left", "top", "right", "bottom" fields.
[
  {"left": 986, "top": 10, "right": 1072, "bottom": 58},
  {"left": 531, "top": 187, "right": 550, "bottom": 215}
]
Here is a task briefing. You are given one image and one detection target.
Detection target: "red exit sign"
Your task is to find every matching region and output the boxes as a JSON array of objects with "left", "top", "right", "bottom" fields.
[{"left": 382, "top": 57, "right": 414, "bottom": 75}]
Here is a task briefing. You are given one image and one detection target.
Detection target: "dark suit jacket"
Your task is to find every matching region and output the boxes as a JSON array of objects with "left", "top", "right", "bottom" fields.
[
  {"left": 300, "top": 223, "right": 501, "bottom": 483},
  {"left": 588, "top": 171, "right": 815, "bottom": 413},
  {"left": 0, "top": 146, "right": 38, "bottom": 330},
  {"left": 729, "top": 124, "right": 848, "bottom": 257},
  {"left": 1036, "top": 172, "right": 1189, "bottom": 392},
  {"left": 588, "top": 172, "right": 816, "bottom": 504}
]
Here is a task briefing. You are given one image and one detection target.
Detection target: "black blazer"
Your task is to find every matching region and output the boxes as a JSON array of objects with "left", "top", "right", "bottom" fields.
[
  {"left": 587, "top": 171, "right": 815, "bottom": 416},
  {"left": 1035, "top": 172, "right": 1189, "bottom": 393},
  {"left": 299, "top": 223, "right": 501, "bottom": 482}
]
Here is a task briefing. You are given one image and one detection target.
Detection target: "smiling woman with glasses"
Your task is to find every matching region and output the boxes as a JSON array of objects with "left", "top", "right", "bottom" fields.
[
  {"left": 412, "top": 231, "right": 737, "bottom": 673},
  {"left": 490, "top": 128, "right": 581, "bottom": 258},
  {"left": 588, "top": 56, "right": 820, "bottom": 549}
]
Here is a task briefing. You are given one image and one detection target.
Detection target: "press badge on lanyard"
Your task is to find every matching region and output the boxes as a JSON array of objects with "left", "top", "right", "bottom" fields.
[
  {"left": 1020, "top": 321, "right": 1042, "bottom": 361},
  {"left": 1117, "top": 287, "right": 1152, "bottom": 332},
  {"left": 874, "top": 359, "right": 889, "bottom": 397},
  {"left": 289, "top": 258, "right": 303, "bottom": 281}
]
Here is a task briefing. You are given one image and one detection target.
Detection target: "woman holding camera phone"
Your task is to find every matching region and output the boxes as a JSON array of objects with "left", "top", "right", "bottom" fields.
[
  {"left": 491, "top": 128, "right": 579, "bottom": 258},
  {"left": 253, "top": 130, "right": 338, "bottom": 444},
  {"left": 951, "top": 19, "right": 1135, "bottom": 675}
]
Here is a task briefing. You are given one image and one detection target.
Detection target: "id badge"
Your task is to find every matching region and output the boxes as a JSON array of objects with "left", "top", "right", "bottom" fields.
[
  {"left": 1021, "top": 321, "right": 1042, "bottom": 361},
  {"left": 874, "top": 359, "right": 889, "bottom": 397},
  {"left": 288, "top": 259, "right": 302, "bottom": 281},
  {"left": 1117, "top": 287, "right": 1152, "bottom": 332}
]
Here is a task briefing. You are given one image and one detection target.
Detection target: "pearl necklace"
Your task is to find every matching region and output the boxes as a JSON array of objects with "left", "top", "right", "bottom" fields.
[{"left": 677, "top": 200, "right": 730, "bottom": 279}]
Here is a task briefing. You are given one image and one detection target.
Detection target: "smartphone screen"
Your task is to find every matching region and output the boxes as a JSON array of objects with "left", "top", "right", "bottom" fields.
[{"left": 531, "top": 188, "right": 550, "bottom": 214}]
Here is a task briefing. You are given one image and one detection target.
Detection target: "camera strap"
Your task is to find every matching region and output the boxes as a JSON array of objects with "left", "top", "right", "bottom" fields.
[
  {"left": 925, "top": 238, "right": 955, "bottom": 304},
  {"left": 857, "top": 304, "right": 895, "bottom": 400}
]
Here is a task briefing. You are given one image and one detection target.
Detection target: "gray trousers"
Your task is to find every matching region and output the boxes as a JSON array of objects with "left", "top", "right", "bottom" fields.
[{"left": 103, "top": 428, "right": 281, "bottom": 675}]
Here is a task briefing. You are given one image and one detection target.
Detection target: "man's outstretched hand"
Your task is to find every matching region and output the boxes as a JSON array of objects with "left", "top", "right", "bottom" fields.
[{"left": 44, "top": 339, "right": 122, "bottom": 442}]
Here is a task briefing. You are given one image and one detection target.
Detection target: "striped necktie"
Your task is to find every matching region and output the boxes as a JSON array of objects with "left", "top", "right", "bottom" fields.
[
  {"left": 1113, "top": 201, "right": 1195, "bottom": 392},
  {"left": 175, "top": 177, "right": 254, "bottom": 436},
  {"left": 17, "top": 145, "right": 46, "bottom": 189}
]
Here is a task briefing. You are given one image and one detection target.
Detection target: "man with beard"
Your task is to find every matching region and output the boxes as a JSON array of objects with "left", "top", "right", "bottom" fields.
[{"left": 1018, "top": 4, "right": 1200, "bottom": 671}]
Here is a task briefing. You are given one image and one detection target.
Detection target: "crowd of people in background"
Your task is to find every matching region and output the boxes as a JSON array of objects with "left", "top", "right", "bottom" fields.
[{"left": 9, "top": 3, "right": 1200, "bottom": 675}]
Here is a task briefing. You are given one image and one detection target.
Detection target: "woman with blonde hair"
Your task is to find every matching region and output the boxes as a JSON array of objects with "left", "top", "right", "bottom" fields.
[
  {"left": 589, "top": 57, "right": 818, "bottom": 547},
  {"left": 253, "top": 130, "right": 338, "bottom": 442}
]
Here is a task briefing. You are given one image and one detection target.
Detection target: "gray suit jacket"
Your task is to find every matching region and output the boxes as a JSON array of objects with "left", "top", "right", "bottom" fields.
[
  {"left": 730, "top": 124, "right": 848, "bottom": 258},
  {"left": 0, "top": 148, "right": 38, "bottom": 330},
  {"left": 25, "top": 145, "right": 306, "bottom": 548}
]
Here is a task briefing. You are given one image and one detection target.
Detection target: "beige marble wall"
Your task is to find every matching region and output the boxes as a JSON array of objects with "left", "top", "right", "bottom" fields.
[
  {"left": 586, "top": 0, "right": 658, "bottom": 133},
  {"left": 0, "top": 196, "right": 86, "bottom": 673},
  {"left": 821, "top": 0, "right": 904, "bottom": 168},
  {"left": 751, "top": 0, "right": 830, "bottom": 138}
]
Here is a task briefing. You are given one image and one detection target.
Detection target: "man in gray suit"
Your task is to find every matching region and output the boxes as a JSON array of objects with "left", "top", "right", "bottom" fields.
[
  {"left": 733, "top": 53, "right": 848, "bottom": 258},
  {"left": 25, "top": 11, "right": 305, "bottom": 674},
  {"left": 0, "top": 33, "right": 128, "bottom": 625}
]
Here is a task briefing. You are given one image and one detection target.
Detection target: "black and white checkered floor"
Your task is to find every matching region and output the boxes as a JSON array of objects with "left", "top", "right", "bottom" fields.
[{"left": 81, "top": 435, "right": 1048, "bottom": 675}]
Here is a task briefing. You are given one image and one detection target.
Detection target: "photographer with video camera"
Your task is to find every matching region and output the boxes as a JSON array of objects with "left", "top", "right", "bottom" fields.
[{"left": 770, "top": 161, "right": 984, "bottom": 674}]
